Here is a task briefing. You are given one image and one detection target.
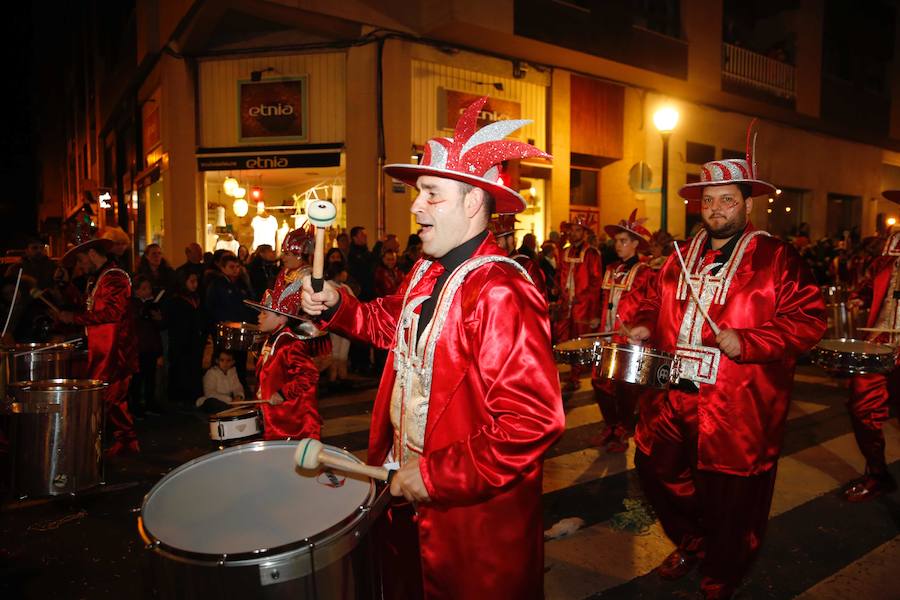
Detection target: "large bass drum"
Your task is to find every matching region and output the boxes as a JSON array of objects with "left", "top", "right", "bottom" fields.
[{"left": 138, "top": 441, "right": 387, "bottom": 599}]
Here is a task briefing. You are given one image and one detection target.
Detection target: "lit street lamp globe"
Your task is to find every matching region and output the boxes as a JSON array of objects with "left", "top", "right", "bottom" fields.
[
  {"left": 653, "top": 106, "right": 679, "bottom": 134},
  {"left": 223, "top": 177, "right": 239, "bottom": 196}
]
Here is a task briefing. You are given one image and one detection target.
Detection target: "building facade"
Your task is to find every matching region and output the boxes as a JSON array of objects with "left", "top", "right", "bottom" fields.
[{"left": 36, "top": 0, "right": 900, "bottom": 259}]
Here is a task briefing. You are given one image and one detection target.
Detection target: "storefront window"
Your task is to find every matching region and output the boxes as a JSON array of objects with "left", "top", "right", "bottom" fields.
[
  {"left": 203, "top": 162, "right": 346, "bottom": 257},
  {"left": 136, "top": 178, "right": 164, "bottom": 253}
]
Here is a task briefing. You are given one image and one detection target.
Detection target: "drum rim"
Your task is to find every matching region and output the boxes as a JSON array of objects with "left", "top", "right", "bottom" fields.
[
  {"left": 139, "top": 440, "right": 376, "bottom": 563},
  {"left": 814, "top": 338, "right": 897, "bottom": 355},
  {"left": 554, "top": 338, "right": 598, "bottom": 351},
  {"left": 600, "top": 342, "right": 675, "bottom": 360},
  {"left": 208, "top": 409, "right": 260, "bottom": 422}
]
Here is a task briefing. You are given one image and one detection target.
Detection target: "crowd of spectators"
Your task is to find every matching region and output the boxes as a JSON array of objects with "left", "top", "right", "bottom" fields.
[{"left": 0, "top": 220, "right": 885, "bottom": 415}]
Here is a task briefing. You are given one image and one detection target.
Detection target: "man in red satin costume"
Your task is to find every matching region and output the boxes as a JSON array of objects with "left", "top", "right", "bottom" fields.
[
  {"left": 58, "top": 234, "right": 139, "bottom": 456},
  {"left": 590, "top": 210, "right": 656, "bottom": 452},
  {"left": 555, "top": 214, "right": 603, "bottom": 391},
  {"left": 842, "top": 224, "right": 900, "bottom": 501},
  {"left": 492, "top": 213, "right": 548, "bottom": 298},
  {"left": 626, "top": 149, "right": 826, "bottom": 599},
  {"left": 301, "top": 97, "right": 564, "bottom": 600},
  {"left": 246, "top": 267, "right": 321, "bottom": 440}
]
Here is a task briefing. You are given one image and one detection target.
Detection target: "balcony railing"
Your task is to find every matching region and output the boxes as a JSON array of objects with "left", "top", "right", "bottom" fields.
[{"left": 722, "top": 42, "right": 796, "bottom": 101}]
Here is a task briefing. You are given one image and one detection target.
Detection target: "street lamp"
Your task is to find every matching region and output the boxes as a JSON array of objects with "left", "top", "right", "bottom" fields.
[{"left": 653, "top": 106, "right": 679, "bottom": 233}]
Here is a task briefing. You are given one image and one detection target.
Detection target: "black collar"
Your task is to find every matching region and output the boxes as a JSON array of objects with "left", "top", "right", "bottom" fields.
[
  {"left": 622, "top": 255, "right": 639, "bottom": 268},
  {"left": 437, "top": 230, "right": 488, "bottom": 273},
  {"left": 703, "top": 226, "right": 746, "bottom": 262}
]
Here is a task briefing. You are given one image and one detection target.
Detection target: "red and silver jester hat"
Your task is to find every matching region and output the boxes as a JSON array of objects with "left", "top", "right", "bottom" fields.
[
  {"left": 383, "top": 96, "right": 552, "bottom": 214},
  {"left": 679, "top": 119, "right": 776, "bottom": 200},
  {"left": 280, "top": 222, "right": 315, "bottom": 257},
  {"left": 604, "top": 209, "right": 652, "bottom": 251}
]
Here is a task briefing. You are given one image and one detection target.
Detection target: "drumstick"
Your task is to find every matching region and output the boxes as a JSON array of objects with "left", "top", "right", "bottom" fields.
[
  {"left": 294, "top": 438, "right": 394, "bottom": 482},
  {"left": 306, "top": 200, "right": 337, "bottom": 293},
  {"left": 229, "top": 399, "right": 270, "bottom": 405},
  {"left": 30, "top": 288, "right": 60, "bottom": 313},
  {"left": 857, "top": 327, "right": 900, "bottom": 333},
  {"left": 13, "top": 337, "right": 82, "bottom": 357},
  {"left": 673, "top": 242, "right": 721, "bottom": 336}
]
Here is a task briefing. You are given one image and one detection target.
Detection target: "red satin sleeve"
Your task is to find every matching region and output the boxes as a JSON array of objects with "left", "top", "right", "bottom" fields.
[
  {"left": 421, "top": 271, "right": 565, "bottom": 504},
  {"left": 735, "top": 244, "right": 827, "bottom": 363},
  {"left": 280, "top": 341, "right": 320, "bottom": 404},
  {"left": 73, "top": 272, "right": 131, "bottom": 326},
  {"left": 628, "top": 255, "right": 671, "bottom": 335},
  {"left": 323, "top": 263, "right": 430, "bottom": 349}
]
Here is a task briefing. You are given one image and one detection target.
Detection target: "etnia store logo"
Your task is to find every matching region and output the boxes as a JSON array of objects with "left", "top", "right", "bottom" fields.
[
  {"left": 239, "top": 76, "right": 307, "bottom": 141},
  {"left": 247, "top": 103, "right": 295, "bottom": 117}
]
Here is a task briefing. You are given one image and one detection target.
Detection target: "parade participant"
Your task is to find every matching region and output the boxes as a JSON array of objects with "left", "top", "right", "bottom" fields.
[
  {"left": 625, "top": 143, "right": 826, "bottom": 599},
  {"left": 555, "top": 213, "right": 603, "bottom": 391},
  {"left": 57, "top": 232, "right": 139, "bottom": 456},
  {"left": 491, "top": 214, "right": 547, "bottom": 298},
  {"left": 245, "top": 273, "right": 321, "bottom": 440},
  {"left": 841, "top": 224, "right": 900, "bottom": 501},
  {"left": 590, "top": 210, "right": 655, "bottom": 452},
  {"left": 300, "top": 97, "right": 564, "bottom": 600}
]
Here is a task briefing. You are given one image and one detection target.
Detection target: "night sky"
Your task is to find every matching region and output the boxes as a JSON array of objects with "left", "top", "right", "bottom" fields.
[{"left": 2, "top": 2, "right": 37, "bottom": 252}]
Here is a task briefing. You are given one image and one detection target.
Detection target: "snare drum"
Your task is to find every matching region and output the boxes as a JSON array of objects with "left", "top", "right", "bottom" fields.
[
  {"left": 593, "top": 342, "right": 676, "bottom": 389},
  {"left": 215, "top": 321, "right": 264, "bottom": 351},
  {"left": 811, "top": 338, "right": 898, "bottom": 375},
  {"left": 138, "top": 441, "right": 386, "bottom": 599},
  {"left": 553, "top": 338, "right": 600, "bottom": 366},
  {"left": 209, "top": 407, "right": 262, "bottom": 446}
]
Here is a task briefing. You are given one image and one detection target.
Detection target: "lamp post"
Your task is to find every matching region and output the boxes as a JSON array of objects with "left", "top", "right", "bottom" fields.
[{"left": 653, "top": 106, "right": 679, "bottom": 233}]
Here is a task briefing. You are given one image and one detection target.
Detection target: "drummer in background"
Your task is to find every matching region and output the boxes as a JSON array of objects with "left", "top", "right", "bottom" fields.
[
  {"left": 245, "top": 272, "right": 321, "bottom": 440},
  {"left": 590, "top": 210, "right": 656, "bottom": 452},
  {"left": 491, "top": 213, "right": 547, "bottom": 298},
  {"left": 57, "top": 230, "right": 140, "bottom": 457},
  {"left": 555, "top": 213, "right": 603, "bottom": 392},
  {"left": 840, "top": 227, "right": 900, "bottom": 501},
  {"left": 300, "top": 97, "right": 564, "bottom": 600},
  {"left": 625, "top": 142, "right": 826, "bottom": 599}
]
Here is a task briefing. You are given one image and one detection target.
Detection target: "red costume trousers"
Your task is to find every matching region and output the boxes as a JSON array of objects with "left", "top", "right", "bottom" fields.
[
  {"left": 105, "top": 377, "right": 136, "bottom": 444},
  {"left": 376, "top": 501, "right": 424, "bottom": 600},
  {"left": 848, "top": 369, "right": 900, "bottom": 474},
  {"left": 591, "top": 378, "right": 638, "bottom": 433},
  {"left": 636, "top": 390, "right": 777, "bottom": 595}
]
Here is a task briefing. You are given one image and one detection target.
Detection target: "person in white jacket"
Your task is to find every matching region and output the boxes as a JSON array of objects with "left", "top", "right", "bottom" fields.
[{"left": 197, "top": 350, "right": 246, "bottom": 413}]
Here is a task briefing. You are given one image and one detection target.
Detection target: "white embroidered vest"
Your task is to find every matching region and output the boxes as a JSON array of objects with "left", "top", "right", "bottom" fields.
[
  {"left": 674, "top": 229, "right": 769, "bottom": 384},
  {"left": 389, "top": 255, "right": 531, "bottom": 465}
]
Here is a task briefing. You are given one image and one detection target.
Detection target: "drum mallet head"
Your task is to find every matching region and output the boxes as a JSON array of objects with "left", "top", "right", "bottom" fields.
[{"left": 294, "top": 438, "right": 323, "bottom": 470}]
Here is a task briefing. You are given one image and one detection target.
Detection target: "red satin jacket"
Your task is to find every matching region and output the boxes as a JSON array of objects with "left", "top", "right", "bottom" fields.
[
  {"left": 630, "top": 228, "right": 826, "bottom": 475},
  {"left": 512, "top": 252, "right": 548, "bottom": 299},
  {"left": 256, "top": 329, "right": 321, "bottom": 440},
  {"left": 557, "top": 242, "right": 603, "bottom": 330},
  {"left": 73, "top": 262, "right": 138, "bottom": 382},
  {"left": 324, "top": 233, "right": 564, "bottom": 600}
]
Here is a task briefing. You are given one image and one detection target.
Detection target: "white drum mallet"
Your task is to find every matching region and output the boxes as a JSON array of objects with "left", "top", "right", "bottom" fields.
[
  {"left": 30, "top": 288, "right": 61, "bottom": 313},
  {"left": 306, "top": 199, "right": 337, "bottom": 293},
  {"left": 294, "top": 438, "right": 395, "bottom": 483}
]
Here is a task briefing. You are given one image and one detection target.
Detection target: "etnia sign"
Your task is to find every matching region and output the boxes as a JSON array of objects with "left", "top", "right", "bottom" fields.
[{"left": 239, "top": 76, "right": 308, "bottom": 142}]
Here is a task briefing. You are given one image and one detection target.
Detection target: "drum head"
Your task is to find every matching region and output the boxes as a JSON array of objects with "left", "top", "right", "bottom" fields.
[
  {"left": 555, "top": 338, "right": 595, "bottom": 351},
  {"left": 817, "top": 338, "right": 894, "bottom": 354},
  {"left": 141, "top": 441, "right": 373, "bottom": 557},
  {"left": 209, "top": 406, "right": 258, "bottom": 421}
]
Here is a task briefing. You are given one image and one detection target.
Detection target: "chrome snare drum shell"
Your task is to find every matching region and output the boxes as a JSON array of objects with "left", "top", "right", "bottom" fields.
[
  {"left": 594, "top": 342, "right": 675, "bottom": 389},
  {"left": 811, "top": 338, "right": 898, "bottom": 375},
  {"left": 215, "top": 321, "right": 264, "bottom": 351},
  {"left": 553, "top": 338, "right": 600, "bottom": 366}
]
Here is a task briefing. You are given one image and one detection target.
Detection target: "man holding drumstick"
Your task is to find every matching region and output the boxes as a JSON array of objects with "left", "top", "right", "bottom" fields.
[
  {"left": 301, "top": 97, "right": 564, "bottom": 599},
  {"left": 624, "top": 141, "right": 825, "bottom": 599},
  {"left": 841, "top": 226, "right": 900, "bottom": 501}
]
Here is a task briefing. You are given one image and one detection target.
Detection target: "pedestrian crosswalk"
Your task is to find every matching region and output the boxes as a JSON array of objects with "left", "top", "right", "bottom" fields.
[{"left": 317, "top": 366, "right": 900, "bottom": 599}]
